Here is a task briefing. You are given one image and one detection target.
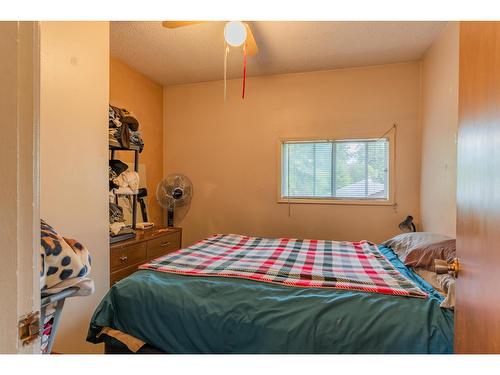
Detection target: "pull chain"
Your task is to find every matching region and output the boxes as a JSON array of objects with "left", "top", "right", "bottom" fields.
[
  {"left": 242, "top": 44, "right": 247, "bottom": 99},
  {"left": 224, "top": 44, "right": 229, "bottom": 101}
]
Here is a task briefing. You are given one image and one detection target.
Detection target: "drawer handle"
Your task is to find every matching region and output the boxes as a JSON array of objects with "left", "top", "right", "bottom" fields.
[
  {"left": 160, "top": 241, "right": 171, "bottom": 247},
  {"left": 119, "top": 255, "right": 128, "bottom": 262}
]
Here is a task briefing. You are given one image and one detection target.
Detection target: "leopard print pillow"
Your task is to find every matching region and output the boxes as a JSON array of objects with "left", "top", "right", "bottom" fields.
[{"left": 40, "top": 220, "right": 91, "bottom": 292}]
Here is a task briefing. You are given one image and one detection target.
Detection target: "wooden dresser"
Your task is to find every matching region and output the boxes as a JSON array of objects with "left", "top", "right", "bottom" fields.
[{"left": 110, "top": 227, "right": 182, "bottom": 286}]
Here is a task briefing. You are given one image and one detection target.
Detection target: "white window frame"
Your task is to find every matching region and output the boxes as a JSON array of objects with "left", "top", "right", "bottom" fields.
[{"left": 277, "top": 132, "right": 395, "bottom": 206}]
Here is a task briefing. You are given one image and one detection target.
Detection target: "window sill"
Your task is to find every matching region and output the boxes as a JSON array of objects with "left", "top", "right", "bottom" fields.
[{"left": 277, "top": 198, "right": 395, "bottom": 206}]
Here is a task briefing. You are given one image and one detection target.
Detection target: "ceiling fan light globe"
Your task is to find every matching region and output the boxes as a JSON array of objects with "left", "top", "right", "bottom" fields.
[{"left": 224, "top": 21, "right": 247, "bottom": 47}]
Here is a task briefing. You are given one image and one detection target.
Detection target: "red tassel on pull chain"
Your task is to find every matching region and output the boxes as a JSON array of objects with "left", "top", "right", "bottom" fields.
[{"left": 242, "top": 44, "right": 247, "bottom": 99}]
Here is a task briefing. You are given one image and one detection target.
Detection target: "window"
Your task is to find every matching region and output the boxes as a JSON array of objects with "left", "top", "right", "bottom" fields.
[{"left": 280, "top": 137, "right": 392, "bottom": 203}]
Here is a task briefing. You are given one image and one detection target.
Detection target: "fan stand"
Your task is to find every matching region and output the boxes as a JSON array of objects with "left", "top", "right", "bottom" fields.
[{"left": 167, "top": 206, "right": 174, "bottom": 228}]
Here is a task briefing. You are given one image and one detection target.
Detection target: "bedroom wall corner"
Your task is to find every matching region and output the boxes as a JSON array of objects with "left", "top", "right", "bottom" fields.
[
  {"left": 109, "top": 57, "right": 164, "bottom": 227},
  {"left": 163, "top": 85, "right": 169, "bottom": 180},
  {"left": 40, "top": 21, "right": 109, "bottom": 353},
  {"left": 420, "top": 22, "right": 459, "bottom": 237}
]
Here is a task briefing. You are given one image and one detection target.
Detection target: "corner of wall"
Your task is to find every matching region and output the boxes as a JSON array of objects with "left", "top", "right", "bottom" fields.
[
  {"left": 162, "top": 85, "right": 169, "bottom": 179},
  {"left": 418, "top": 22, "right": 459, "bottom": 237},
  {"left": 416, "top": 58, "right": 424, "bottom": 230}
]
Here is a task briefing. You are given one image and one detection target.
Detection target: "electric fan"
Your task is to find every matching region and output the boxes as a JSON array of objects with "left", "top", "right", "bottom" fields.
[{"left": 156, "top": 174, "right": 193, "bottom": 227}]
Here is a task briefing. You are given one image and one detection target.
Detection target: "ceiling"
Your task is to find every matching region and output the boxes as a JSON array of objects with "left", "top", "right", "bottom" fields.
[{"left": 110, "top": 21, "right": 446, "bottom": 86}]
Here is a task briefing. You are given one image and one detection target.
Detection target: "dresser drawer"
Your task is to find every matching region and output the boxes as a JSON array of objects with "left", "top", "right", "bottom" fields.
[
  {"left": 147, "top": 231, "right": 181, "bottom": 259},
  {"left": 110, "top": 263, "right": 142, "bottom": 286},
  {"left": 110, "top": 242, "right": 147, "bottom": 272}
]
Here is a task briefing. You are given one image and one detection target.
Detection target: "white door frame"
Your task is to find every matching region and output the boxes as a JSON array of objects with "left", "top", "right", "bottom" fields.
[{"left": 0, "top": 21, "right": 41, "bottom": 354}]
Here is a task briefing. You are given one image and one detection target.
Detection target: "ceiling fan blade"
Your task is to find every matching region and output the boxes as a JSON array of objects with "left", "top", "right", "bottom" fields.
[
  {"left": 162, "top": 21, "right": 205, "bottom": 29},
  {"left": 243, "top": 23, "right": 259, "bottom": 56}
]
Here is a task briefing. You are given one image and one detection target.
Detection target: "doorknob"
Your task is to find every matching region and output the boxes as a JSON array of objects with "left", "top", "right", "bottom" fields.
[{"left": 434, "top": 258, "right": 460, "bottom": 278}]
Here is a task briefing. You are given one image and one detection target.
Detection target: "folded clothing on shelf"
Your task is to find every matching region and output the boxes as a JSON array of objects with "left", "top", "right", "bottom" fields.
[
  {"left": 129, "top": 130, "right": 144, "bottom": 151},
  {"left": 112, "top": 170, "right": 139, "bottom": 194},
  {"left": 109, "top": 106, "right": 122, "bottom": 128},
  {"left": 110, "top": 221, "right": 126, "bottom": 236},
  {"left": 110, "top": 226, "right": 135, "bottom": 241},
  {"left": 115, "top": 124, "right": 131, "bottom": 149},
  {"left": 110, "top": 159, "right": 129, "bottom": 176},
  {"left": 109, "top": 202, "right": 124, "bottom": 224},
  {"left": 109, "top": 105, "right": 144, "bottom": 152},
  {"left": 109, "top": 128, "right": 121, "bottom": 148},
  {"left": 109, "top": 202, "right": 136, "bottom": 239},
  {"left": 110, "top": 231, "right": 136, "bottom": 244},
  {"left": 109, "top": 159, "right": 130, "bottom": 191}
]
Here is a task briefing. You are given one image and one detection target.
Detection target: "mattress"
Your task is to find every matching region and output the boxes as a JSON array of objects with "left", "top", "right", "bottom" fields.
[{"left": 87, "top": 245, "right": 454, "bottom": 353}]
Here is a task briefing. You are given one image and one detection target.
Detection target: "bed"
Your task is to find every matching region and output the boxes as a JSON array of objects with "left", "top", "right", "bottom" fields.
[{"left": 87, "top": 234, "right": 454, "bottom": 354}]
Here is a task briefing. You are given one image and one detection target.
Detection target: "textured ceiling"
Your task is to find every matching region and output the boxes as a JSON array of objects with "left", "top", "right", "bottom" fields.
[{"left": 110, "top": 21, "right": 446, "bottom": 86}]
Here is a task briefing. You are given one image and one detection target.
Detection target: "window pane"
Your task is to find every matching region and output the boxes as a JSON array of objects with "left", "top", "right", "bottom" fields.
[
  {"left": 282, "top": 138, "right": 389, "bottom": 200},
  {"left": 335, "top": 141, "right": 367, "bottom": 198},
  {"left": 314, "top": 142, "right": 332, "bottom": 197},
  {"left": 284, "top": 143, "right": 315, "bottom": 197},
  {"left": 367, "top": 141, "right": 389, "bottom": 199},
  {"left": 283, "top": 142, "right": 333, "bottom": 198}
]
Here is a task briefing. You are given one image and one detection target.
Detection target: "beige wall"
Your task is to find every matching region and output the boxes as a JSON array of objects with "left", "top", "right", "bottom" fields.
[
  {"left": 40, "top": 22, "right": 109, "bottom": 353},
  {"left": 110, "top": 57, "right": 164, "bottom": 226},
  {"left": 164, "top": 62, "right": 421, "bottom": 246},
  {"left": 420, "top": 22, "right": 459, "bottom": 237}
]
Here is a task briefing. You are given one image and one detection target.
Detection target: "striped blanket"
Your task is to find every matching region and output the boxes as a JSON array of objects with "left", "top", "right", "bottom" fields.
[{"left": 139, "top": 234, "right": 427, "bottom": 298}]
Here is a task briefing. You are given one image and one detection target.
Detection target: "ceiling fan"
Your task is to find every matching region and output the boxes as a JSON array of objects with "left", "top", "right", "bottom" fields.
[
  {"left": 161, "top": 21, "right": 259, "bottom": 56},
  {"left": 162, "top": 21, "right": 259, "bottom": 99}
]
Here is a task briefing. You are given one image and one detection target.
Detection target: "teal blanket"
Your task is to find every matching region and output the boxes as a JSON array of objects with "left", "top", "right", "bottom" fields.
[{"left": 87, "top": 246, "right": 454, "bottom": 353}]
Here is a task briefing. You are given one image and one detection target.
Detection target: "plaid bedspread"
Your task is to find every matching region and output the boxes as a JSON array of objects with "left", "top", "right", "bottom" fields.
[{"left": 139, "top": 234, "right": 427, "bottom": 298}]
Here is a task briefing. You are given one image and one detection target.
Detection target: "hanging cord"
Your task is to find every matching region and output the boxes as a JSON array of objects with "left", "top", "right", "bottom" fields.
[
  {"left": 392, "top": 123, "right": 398, "bottom": 212},
  {"left": 375, "top": 124, "right": 396, "bottom": 142},
  {"left": 287, "top": 143, "right": 291, "bottom": 217},
  {"left": 224, "top": 44, "right": 230, "bottom": 101},
  {"left": 242, "top": 44, "right": 247, "bottom": 99},
  {"left": 375, "top": 123, "right": 398, "bottom": 211}
]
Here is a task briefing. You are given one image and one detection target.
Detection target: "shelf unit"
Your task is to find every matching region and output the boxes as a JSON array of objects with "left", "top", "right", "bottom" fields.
[{"left": 110, "top": 144, "right": 140, "bottom": 231}]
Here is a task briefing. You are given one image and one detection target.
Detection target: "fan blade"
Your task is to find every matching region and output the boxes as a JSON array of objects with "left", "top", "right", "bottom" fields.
[
  {"left": 243, "top": 23, "right": 258, "bottom": 56},
  {"left": 162, "top": 21, "right": 205, "bottom": 29}
]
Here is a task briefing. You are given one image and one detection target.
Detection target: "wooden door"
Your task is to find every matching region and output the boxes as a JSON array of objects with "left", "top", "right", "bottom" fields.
[
  {"left": 0, "top": 21, "right": 40, "bottom": 354},
  {"left": 456, "top": 21, "right": 500, "bottom": 353}
]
